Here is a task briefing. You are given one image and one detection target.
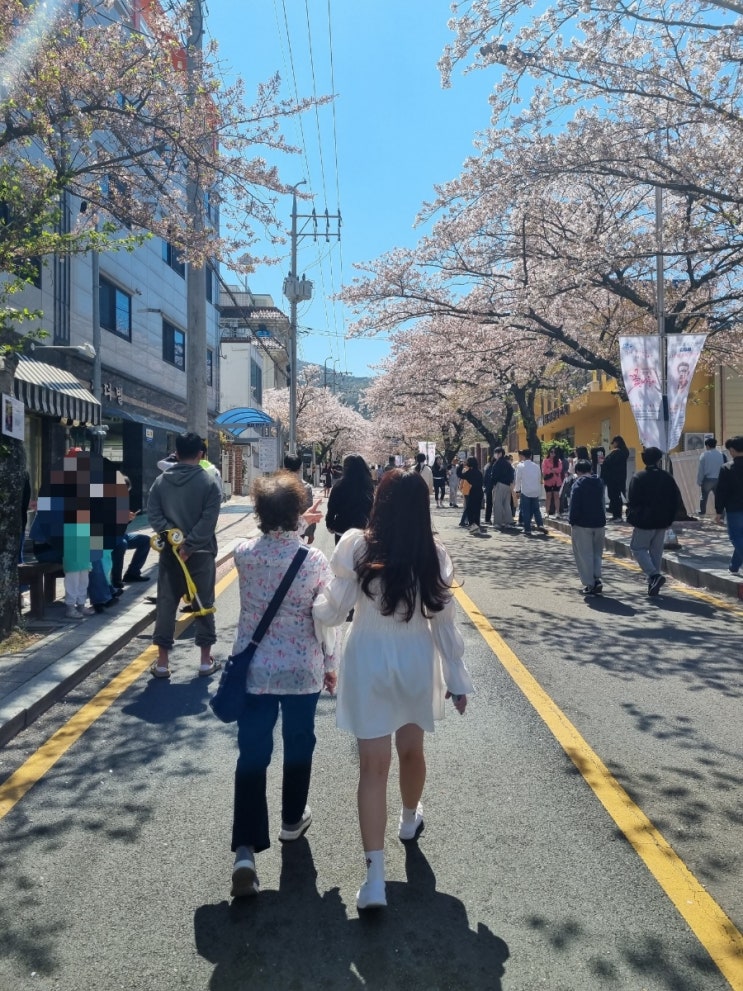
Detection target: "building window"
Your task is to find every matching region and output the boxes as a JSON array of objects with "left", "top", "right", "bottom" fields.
[
  {"left": 99, "top": 276, "right": 132, "bottom": 340},
  {"left": 206, "top": 348, "right": 213, "bottom": 387},
  {"left": 162, "top": 319, "right": 185, "bottom": 370},
  {"left": 205, "top": 264, "right": 213, "bottom": 303},
  {"left": 250, "top": 358, "right": 262, "bottom": 405},
  {"left": 161, "top": 239, "right": 185, "bottom": 278}
]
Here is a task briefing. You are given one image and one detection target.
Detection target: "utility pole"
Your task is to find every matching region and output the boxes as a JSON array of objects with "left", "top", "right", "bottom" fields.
[
  {"left": 185, "top": 0, "right": 208, "bottom": 441},
  {"left": 283, "top": 190, "right": 341, "bottom": 454},
  {"left": 655, "top": 177, "right": 679, "bottom": 547}
]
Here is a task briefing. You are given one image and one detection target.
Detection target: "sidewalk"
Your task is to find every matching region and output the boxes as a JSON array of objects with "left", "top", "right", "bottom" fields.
[
  {"left": 0, "top": 494, "right": 257, "bottom": 747},
  {"left": 1, "top": 498, "right": 740, "bottom": 748}
]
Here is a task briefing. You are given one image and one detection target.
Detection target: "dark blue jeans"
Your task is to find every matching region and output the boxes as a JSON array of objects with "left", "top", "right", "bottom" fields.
[
  {"left": 726, "top": 510, "right": 743, "bottom": 572},
  {"left": 232, "top": 691, "right": 320, "bottom": 853},
  {"left": 111, "top": 532, "right": 151, "bottom": 584},
  {"left": 520, "top": 495, "right": 544, "bottom": 532}
]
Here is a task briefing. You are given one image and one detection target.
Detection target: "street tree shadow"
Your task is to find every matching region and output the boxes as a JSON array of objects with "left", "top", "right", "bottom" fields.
[{"left": 194, "top": 841, "right": 509, "bottom": 991}]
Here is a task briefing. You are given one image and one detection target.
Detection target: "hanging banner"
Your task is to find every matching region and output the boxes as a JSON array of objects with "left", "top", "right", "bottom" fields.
[
  {"left": 666, "top": 334, "right": 707, "bottom": 452},
  {"left": 417, "top": 440, "right": 437, "bottom": 464},
  {"left": 619, "top": 337, "right": 665, "bottom": 450}
]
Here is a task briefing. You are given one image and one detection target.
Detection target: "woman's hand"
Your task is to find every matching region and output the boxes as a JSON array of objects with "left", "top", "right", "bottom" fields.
[
  {"left": 323, "top": 670, "right": 338, "bottom": 695},
  {"left": 302, "top": 498, "right": 323, "bottom": 527},
  {"left": 445, "top": 690, "right": 467, "bottom": 715}
]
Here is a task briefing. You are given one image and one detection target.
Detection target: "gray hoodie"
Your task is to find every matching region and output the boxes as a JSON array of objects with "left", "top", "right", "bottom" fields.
[{"left": 147, "top": 463, "right": 221, "bottom": 555}]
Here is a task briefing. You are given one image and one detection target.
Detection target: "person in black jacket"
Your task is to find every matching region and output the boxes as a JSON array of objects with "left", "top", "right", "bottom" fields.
[
  {"left": 601, "top": 436, "right": 630, "bottom": 521},
  {"left": 325, "top": 453, "right": 374, "bottom": 545},
  {"left": 626, "top": 447, "right": 683, "bottom": 596},
  {"left": 568, "top": 460, "right": 606, "bottom": 594},
  {"left": 714, "top": 435, "right": 743, "bottom": 574},
  {"left": 457, "top": 457, "right": 485, "bottom": 534},
  {"left": 490, "top": 448, "right": 515, "bottom": 528}
]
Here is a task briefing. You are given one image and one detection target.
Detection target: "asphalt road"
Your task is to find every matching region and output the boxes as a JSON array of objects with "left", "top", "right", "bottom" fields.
[{"left": 0, "top": 509, "right": 741, "bottom": 991}]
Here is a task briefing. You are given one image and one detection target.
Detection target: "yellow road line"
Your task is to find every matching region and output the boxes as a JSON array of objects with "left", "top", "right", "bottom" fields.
[
  {"left": 454, "top": 586, "right": 743, "bottom": 990},
  {"left": 0, "top": 568, "right": 238, "bottom": 821}
]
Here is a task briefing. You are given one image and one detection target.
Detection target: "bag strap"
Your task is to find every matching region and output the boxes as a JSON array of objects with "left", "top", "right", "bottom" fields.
[{"left": 248, "top": 547, "right": 308, "bottom": 649}]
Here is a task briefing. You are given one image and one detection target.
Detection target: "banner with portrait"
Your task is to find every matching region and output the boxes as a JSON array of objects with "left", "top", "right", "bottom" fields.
[
  {"left": 619, "top": 337, "right": 665, "bottom": 450},
  {"left": 666, "top": 335, "right": 707, "bottom": 452}
]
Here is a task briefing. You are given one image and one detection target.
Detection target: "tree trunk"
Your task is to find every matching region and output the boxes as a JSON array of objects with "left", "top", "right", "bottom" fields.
[
  {"left": 459, "top": 409, "right": 501, "bottom": 452},
  {"left": 509, "top": 381, "right": 542, "bottom": 453},
  {"left": 0, "top": 351, "right": 23, "bottom": 638}
]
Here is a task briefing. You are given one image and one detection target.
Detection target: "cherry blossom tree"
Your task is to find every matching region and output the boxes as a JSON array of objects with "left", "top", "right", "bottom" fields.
[
  {"left": 0, "top": 0, "right": 324, "bottom": 279},
  {"left": 262, "top": 366, "right": 374, "bottom": 465}
]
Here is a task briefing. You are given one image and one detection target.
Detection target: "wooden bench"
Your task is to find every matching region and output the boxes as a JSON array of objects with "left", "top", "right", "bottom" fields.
[{"left": 18, "top": 562, "right": 64, "bottom": 619}]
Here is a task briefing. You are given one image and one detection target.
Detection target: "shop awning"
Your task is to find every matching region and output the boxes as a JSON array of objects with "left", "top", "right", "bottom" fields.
[
  {"left": 216, "top": 407, "right": 273, "bottom": 437},
  {"left": 14, "top": 357, "right": 101, "bottom": 425},
  {"left": 102, "top": 404, "right": 184, "bottom": 434}
]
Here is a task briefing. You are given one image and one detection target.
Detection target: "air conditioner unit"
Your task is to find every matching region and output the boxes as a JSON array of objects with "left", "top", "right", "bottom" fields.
[{"left": 683, "top": 432, "right": 711, "bottom": 452}]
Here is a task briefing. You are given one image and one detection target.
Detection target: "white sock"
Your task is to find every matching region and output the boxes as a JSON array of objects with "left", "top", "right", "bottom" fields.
[
  {"left": 364, "top": 850, "right": 384, "bottom": 884},
  {"left": 401, "top": 805, "right": 420, "bottom": 824}
]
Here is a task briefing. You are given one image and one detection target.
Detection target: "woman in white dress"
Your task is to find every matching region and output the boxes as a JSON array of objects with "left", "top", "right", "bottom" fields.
[{"left": 313, "top": 468, "right": 473, "bottom": 911}]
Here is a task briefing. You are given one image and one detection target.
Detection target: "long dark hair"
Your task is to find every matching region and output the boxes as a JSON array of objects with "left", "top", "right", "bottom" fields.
[
  {"left": 356, "top": 469, "right": 451, "bottom": 621},
  {"left": 342, "top": 453, "right": 373, "bottom": 493}
]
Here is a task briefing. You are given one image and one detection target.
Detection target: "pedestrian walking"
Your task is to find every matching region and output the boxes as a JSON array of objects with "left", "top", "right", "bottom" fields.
[
  {"left": 322, "top": 462, "right": 333, "bottom": 498},
  {"left": 602, "top": 436, "right": 630, "bottom": 521},
  {"left": 568, "top": 459, "right": 606, "bottom": 594},
  {"left": 325, "top": 454, "right": 374, "bottom": 545},
  {"left": 490, "top": 448, "right": 515, "bottom": 528},
  {"left": 457, "top": 457, "right": 484, "bottom": 534},
  {"left": 518, "top": 450, "right": 547, "bottom": 535},
  {"left": 413, "top": 452, "right": 434, "bottom": 500},
  {"left": 541, "top": 447, "right": 564, "bottom": 517},
  {"left": 626, "top": 447, "right": 683, "bottom": 596},
  {"left": 228, "top": 472, "right": 336, "bottom": 898},
  {"left": 697, "top": 437, "right": 727, "bottom": 516},
  {"left": 147, "top": 431, "right": 222, "bottom": 678},
  {"left": 312, "top": 469, "right": 473, "bottom": 911},
  {"left": 284, "top": 454, "right": 316, "bottom": 544},
  {"left": 448, "top": 458, "right": 460, "bottom": 507},
  {"left": 483, "top": 456, "right": 495, "bottom": 524},
  {"left": 713, "top": 435, "right": 743, "bottom": 574},
  {"left": 431, "top": 455, "right": 447, "bottom": 508}
]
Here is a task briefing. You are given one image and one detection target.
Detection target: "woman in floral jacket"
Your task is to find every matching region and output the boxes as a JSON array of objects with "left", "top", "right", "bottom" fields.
[{"left": 229, "top": 472, "right": 335, "bottom": 899}]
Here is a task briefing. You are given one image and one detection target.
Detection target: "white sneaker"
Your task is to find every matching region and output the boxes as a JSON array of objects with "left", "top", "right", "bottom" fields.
[
  {"left": 278, "top": 806, "right": 312, "bottom": 842},
  {"left": 231, "top": 855, "right": 259, "bottom": 898},
  {"left": 356, "top": 878, "right": 387, "bottom": 910},
  {"left": 77, "top": 605, "right": 95, "bottom": 616},
  {"left": 398, "top": 803, "right": 425, "bottom": 842},
  {"left": 65, "top": 606, "right": 84, "bottom": 620}
]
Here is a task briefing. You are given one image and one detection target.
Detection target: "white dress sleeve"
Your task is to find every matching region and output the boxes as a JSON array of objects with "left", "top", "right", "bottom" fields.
[
  {"left": 430, "top": 543, "right": 474, "bottom": 695},
  {"left": 312, "top": 529, "right": 364, "bottom": 628}
]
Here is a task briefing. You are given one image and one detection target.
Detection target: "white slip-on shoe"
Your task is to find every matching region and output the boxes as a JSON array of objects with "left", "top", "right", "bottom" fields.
[
  {"left": 398, "top": 803, "right": 425, "bottom": 842},
  {"left": 356, "top": 878, "right": 387, "bottom": 910},
  {"left": 279, "top": 806, "right": 312, "bottom": 842},
  {"left": 65, "top": 606, "right": 84, "bottom": 620}
]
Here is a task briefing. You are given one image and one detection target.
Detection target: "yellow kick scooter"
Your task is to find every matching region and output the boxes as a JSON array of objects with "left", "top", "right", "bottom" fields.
[{"left": 150, "top": 528, "right": 216, "bottom": 618}]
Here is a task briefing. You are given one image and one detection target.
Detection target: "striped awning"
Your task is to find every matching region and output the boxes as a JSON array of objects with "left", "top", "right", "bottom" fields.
[{"left": 13, "top": 357, "right": 101, "bottom": 425}]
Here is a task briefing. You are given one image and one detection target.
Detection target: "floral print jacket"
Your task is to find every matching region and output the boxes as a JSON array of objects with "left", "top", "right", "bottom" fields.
[{"left": 232, "top": 530, "right": 336, "bottom": 695}]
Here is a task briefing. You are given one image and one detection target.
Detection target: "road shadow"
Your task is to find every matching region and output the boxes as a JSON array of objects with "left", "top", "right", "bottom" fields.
[
  {"left": 194, "top": 841, "right": 509, "bottom": 991},
  {"left": 120, "top": 673, "right": 212, "bottom": 724}
]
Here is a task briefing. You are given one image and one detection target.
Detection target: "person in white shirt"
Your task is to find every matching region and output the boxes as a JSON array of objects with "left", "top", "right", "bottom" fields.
[
  {"left": 413, "top": 452, "right": 434, "bottom": 498},
  {"left": 518, "top": 450, "right": 547, "bottom": 535},
  {"left": 697, "top": 437, "right": 726, "bottom": 515}
]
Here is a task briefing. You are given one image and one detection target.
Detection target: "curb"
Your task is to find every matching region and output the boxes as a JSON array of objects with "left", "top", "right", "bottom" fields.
[
  {"left": 0, "top": 539, "right": 241, "bottom": 749},
  {"left": 547, "top": 519, "right": 742, "bottom": 600}
]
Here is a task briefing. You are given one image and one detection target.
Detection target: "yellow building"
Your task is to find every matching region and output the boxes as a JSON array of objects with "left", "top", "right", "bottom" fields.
[{"left": 508, "top": 365, "right": 720, "bottom": 454}]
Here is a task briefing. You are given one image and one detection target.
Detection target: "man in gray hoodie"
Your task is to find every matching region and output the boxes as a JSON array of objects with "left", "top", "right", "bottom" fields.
[{"left": 147, "top": 431, "right": 222, "bottom": 678}]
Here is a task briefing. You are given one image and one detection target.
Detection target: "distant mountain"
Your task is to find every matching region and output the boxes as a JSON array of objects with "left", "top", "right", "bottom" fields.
[{"left": 297, "top": 360, "right": 372, "bottom": 414}]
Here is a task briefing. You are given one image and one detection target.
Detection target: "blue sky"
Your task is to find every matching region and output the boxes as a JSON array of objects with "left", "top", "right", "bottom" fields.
[{"left": 206, "top": 0, "right": 496, "bottom": 379}]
